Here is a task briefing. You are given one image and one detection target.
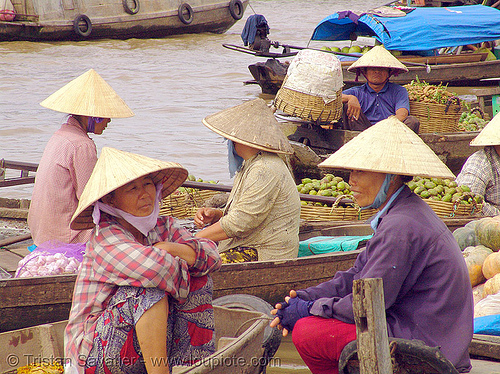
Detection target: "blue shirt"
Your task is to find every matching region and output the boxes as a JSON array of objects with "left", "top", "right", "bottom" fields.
[{"left": 344, "top": 82, "right": 410, "bottom": 124}]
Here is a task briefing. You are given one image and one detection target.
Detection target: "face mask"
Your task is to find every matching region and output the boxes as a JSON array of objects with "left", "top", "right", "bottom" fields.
[
  {"left": 92, "top": 183, "right": 162, "bottom": 237},
  {"left": 361, "top": 174, "right": 394, "bottom": 210},
  {"left": 227, "top": 139, "right": 244, "bottom": 178},
  {"left": 87, "top": 117, "right": 105, "bottom": 133}
]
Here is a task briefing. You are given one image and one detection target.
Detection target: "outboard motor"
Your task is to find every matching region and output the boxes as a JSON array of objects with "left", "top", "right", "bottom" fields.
[{"left": 241, "top": 14, "right": 271, "bottom": 52}]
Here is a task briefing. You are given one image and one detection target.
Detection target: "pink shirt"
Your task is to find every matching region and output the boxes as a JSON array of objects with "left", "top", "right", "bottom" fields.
[{"left": 28, "top": 117, "right": 97, "bottom": 245}]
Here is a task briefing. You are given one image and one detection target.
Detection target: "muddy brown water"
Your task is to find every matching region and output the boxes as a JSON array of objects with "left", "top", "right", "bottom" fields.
[{"left": 0, "top": 0, "right": 389, "bottom": 200}]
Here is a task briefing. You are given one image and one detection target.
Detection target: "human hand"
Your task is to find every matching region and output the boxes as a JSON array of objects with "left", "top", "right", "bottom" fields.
[
  {"left": 194, "top": 207, "right": 222, "bottom": 228},
  {"left": 270, "top": 290, "right": 312, "bottom": 336},
  {"left": 346, "top": 96, "right": 361, "bottom": 121}
]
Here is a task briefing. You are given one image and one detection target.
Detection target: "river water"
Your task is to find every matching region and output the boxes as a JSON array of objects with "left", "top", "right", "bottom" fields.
[{"left": 0, "top": 0, "right": 391, "bottom": 200}]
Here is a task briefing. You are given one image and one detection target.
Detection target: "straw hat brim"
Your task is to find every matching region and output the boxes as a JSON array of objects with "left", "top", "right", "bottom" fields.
[
  {"left": 318, "top": 116, "right": 455, "bottom": 179},
  {"left": 202, "top": 98, "right": 294, "bottom": 155},
  {"left": 470, "top": 112, "right": 500, "bottom": 146},
  {"left": 40, "top": 69, "right": 134, "bottom": 118},
  {"left": 347, "top": 45, "right": 409, "bottom": 73},
  {"left": 70, "top": 147, "right": 187, "bottom": 230}
]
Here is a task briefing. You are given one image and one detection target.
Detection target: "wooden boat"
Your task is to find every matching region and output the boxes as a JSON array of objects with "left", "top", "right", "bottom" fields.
[
  {"left": 284, "top": 123, "right": 479, "bottom": 178},
  {"left": 0, "top": 0, "right": 248, "bottom": 41},
  {"left": 0, "top": 224, "right": 372, "bottom": 333},
  {"left": 242, "top": 4, "right": 500, "bottom": 94},
  {"left": 247, "top": 54, "right": 500, "bottom": 95},
  {"left": 0, "top": 306, "right": 268, "bottom": 374}
]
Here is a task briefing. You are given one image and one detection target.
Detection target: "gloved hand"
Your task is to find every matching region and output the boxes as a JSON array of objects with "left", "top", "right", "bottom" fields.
[{"left": 276, "top": 297, "right": 314, "bottom": 332}]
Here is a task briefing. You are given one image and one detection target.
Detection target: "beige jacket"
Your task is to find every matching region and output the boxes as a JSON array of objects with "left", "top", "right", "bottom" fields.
[{"left": 218, "top": 152, "right": 301, "bottom": 261}]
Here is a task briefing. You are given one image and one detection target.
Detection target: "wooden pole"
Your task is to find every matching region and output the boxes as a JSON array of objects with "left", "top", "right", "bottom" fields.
[{"left": 352, "top": 278, "right": 393, "bottom": 374}]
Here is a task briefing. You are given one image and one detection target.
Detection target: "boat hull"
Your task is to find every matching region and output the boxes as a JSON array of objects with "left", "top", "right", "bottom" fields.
[
  {"left": 0, "top": 0, "right": 248, "bottom": 41},
  {"left": 248, "top": 59, "right": 500, "bottom": 95},
  {"left": 286, "top": 124, "right": 479, "bottom": 178},
  {"left": 0, "top": 306, "right": 267, "bottom": 374},
  {"left": 0, "top": 225, "right": 372, "bottom": 333}
]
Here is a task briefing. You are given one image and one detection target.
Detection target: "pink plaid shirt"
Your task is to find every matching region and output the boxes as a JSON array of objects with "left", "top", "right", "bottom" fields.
[
  {"left": 64, "top": 215, "right": 221, "bottom": 371},
  {"left": 28, "top": 117, "right": 97, "bottom": 245}
]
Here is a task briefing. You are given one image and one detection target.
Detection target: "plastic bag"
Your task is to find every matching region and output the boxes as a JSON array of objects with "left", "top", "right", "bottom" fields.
[
  {"left": 474, "top": 291, "right": 500, "bottom": 318},
  {"left": 15, "top": 241, "right": 85, "bottom": 277}
]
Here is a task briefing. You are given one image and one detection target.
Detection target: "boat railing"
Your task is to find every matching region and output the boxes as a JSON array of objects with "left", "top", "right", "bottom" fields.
[{"left": 0, "top": 159, "right": 38, "bottom": 188}]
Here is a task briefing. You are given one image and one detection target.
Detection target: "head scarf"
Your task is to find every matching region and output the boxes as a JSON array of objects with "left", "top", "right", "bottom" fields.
[
  {"left": 361, "top": 174, "right": 394, "bottom": 210},
  {"left": 227, "top": 139, "right": 244, "bottom": 178},
  {"left": 87, "top": 117, "right": 105, "bottom": 133}
]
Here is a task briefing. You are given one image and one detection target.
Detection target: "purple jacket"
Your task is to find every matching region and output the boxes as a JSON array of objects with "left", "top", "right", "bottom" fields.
[{"left": 296, "top": 186, "right": 473, "bottom": 372}]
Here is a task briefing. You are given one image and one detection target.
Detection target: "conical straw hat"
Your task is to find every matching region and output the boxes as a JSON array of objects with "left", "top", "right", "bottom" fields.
[
  {"left": 319, "top": 116, "right": 455, "bottom": 179},
  {"left": 202, "top": 98, "right": 294, "bottom": 155},
  {"left": 71, "top": 147, "right": 187, "bottom": 230},
  {"left": 347, "top": 45, "right": 408, "bottom": 73},
  {"left": 40, "top": 69, "right": 134, "bottom": 118},
  {"left": 470, "top": 112, "right": 500, "bottom": 146}
]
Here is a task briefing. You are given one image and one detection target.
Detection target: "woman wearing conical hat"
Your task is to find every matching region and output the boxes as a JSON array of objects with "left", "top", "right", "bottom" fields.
[
  {"left": 194, "top": 98, "right": 301, "bottom": 262},
  {"left": 65, "top": 147, "right": 221, "bottom": 374},
  {"left": 456, "top": 112, "right": 500, "bottom": 216},
  {"left": 271, "top": 117, "right": 473, "bottom": 374},
  {"left": 341, "top": 45, "right": 420, "bottom": 133},
  {"left": 28, "top": 69, "right": 134, "bottom": 248}
]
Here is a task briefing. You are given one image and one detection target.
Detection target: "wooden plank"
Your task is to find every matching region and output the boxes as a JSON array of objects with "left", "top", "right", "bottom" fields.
[
  {"left": 352, "top": 278, "right": 392, "bottom": 374},
  {"left": 470, "top": 334, "right": 500, "bottom": 361}
]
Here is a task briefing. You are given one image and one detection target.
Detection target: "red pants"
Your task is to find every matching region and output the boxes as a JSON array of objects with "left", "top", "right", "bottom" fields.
[{"left": 292, "top": 316, "right": 357, "bottom": 374}]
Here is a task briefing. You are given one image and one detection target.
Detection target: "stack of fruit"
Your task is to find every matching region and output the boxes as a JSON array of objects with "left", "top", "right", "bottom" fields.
[
  {"left": 297, "top": 174, "right": 352, "bottom": 207},
  {"left": 319, "top": 45, "right": 372, "bottom": 54},
  {"left": 457, "top": 109, "right": 488, "bottom": 132},
  {"left": 407, "top": 176, "right": 483, "bottom": 217}
]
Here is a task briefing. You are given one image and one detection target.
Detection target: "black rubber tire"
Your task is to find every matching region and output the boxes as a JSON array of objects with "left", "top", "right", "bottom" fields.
[
  {"left": 122, "top": 0, "right": 140, "bottom": 15},
  {"left": 213, "top": 294, "right": 281, "bottom": 372},
  {"left": 229, "top": 0, "right": 243, "bottom": 20},
  {"left": 73, "top": 14, "right": 92, "bottom": 38},
  {"left": 178, "top": 3, "right": 194, "bottom": 25}
]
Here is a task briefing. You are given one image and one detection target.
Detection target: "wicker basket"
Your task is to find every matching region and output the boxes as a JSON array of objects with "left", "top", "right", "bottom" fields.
[
  {"left": 274, "top": 85, "right": 343, "bottom": 124},
  {"left": 424, "top": 195, "right": 483, "bottom": 218},
  {"left": 300, "top": 195, "right": 377, "bottom": 222},
  {"left": 160, "top": 189, "right": 221, "bottom": 219},
  {"left": 410, "top": 97, "right": 462, "bottom": 133}
]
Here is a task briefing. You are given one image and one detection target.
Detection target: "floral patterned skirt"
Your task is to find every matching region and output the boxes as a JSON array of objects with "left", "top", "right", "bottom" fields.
[{"left": 85, "top": 275, "right": 215, "bottom": 374}]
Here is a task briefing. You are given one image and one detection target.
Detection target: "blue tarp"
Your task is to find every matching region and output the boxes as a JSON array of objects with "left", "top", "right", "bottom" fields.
[{"left": 311, "top": 5, "right": 500, "bottom": 52}]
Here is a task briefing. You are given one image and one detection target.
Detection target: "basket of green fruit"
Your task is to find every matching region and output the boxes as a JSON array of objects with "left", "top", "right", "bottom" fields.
[
  {"left": 297, "top": 174, "right": 377, "bottom": 221},
  {"left": 159, "top": 175, "right": 220, "bottom": 219},
  {"left": 407, "top": 176, "right": 483, "bottom": 218}
]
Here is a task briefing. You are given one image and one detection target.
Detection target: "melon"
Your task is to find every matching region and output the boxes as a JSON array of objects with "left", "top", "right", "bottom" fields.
[
  {"left": 474, "top": 217, "right": 500, "bottom": 251},
  {"left": 463, "top": 245, "right": 493, "bottom": 287},
  {"left": 482, "top": 251, "right": 500, "bottom": 279},
  {"left": 484, "top": 273, "right": 500, "bottom": 296},
  {"left": 453, "top": 225, "right": 478, "bottom": 250}
]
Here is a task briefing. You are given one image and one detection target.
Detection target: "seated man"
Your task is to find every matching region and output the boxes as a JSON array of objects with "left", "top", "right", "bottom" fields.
[
  {"left": 456, "top": 112, "right": 500, "bottom": 216},
  {"left": 342, "top": 45, "right": 420, "bottom": 133}
]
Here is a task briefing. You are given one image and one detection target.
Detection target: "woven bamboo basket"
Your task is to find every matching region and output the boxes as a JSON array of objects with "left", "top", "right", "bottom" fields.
[
  {"left": 160, "top": 189, "right": 220, "bottom": 219},
  {"left": 410, "top": 97, "right": 462, "bottom": 133},
  {"left": 300, "top": 195, "right": 377, "bottom": 222},
  {"left": 274, "top": 85, "right": 343, "bottom": 124},
  {"left": 424, "top": 195, "right": 483, "bottom": 218}
]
